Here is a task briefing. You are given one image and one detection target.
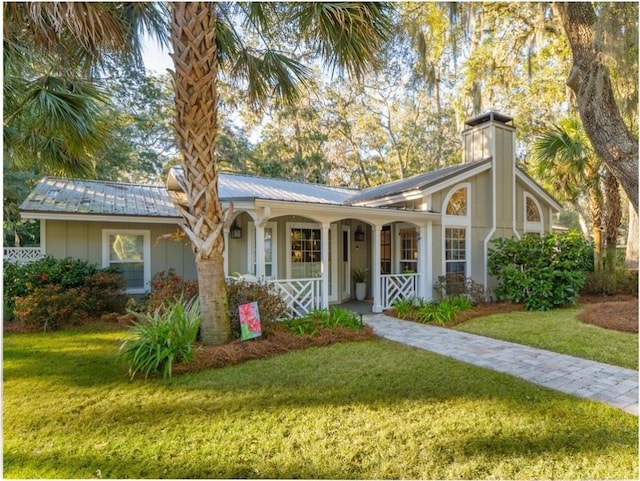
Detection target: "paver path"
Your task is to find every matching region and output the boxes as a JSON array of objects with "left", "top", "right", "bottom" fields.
[{"left": 365, "top": 313, "right": 639, "bottom": 415}]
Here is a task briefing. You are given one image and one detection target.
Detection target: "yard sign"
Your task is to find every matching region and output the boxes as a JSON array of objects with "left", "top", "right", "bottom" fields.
[{"left": 239, "top": 302, "right": 262, "bottom": 340}]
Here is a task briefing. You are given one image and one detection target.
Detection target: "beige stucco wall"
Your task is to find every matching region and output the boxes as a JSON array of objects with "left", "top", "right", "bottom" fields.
[{"left": 44, "top": 219, "right": 197, "bottom": 284}]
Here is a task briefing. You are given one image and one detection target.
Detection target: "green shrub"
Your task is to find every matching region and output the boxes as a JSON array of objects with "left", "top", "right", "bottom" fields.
[
  {"left": 119, "top": 296, "right": 201, "bottom": 380},
  {"left": 582, "top": 268, "right": 639, "bottom": 296},
  {"left": 83, "top": 270, "right": 127, "bottom": 313},
  {"left": 3, "top": 256, "right": 100, "bottom": 320},
  {"left": 13, "top": 285, "right": 88, "bottom": 331},
  {"left": 391, "top": 297, "right": 416, "bottom": 319},
  {"left": 285, "top": 307, "right": 362, "bottom": 336},
  {"left": 488, "top": 232, "right": 590, "bottom": 310}
]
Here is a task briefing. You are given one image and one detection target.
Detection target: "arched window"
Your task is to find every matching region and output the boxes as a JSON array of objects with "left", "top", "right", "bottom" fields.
[
  {"left": 524, "top": 193, "right": 544, "bottom": 234},
  {"left": 526, "top": 197, "right": 541, "bottom": 222},
  {"left": 446, "top": 187, "right": 467, "bottom": 215}
]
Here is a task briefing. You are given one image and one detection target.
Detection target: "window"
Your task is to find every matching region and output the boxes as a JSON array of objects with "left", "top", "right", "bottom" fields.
[
  {"left": 381, "top": 225, "right": 391, "bottom": 274},
  {"left": 445, "top": 228, "right": 466, "bottom": 275},
  {"left": 248, "top": 222, "right": 277, "bottom": 279},
  {"left": 102, "top": 230, "right": 150, "bottom": 293},
  {"left": 399, "top": 228, "right": 417, "bottom": 273},
  {"left": 446, "top": 187, "right": 467, "bottom": 215},
  {"left": 290, "top": 226, "right": 321, "bottom": 278},
  {"left": 524, "top": 193, "right": 543, "bottom": 234},
  {"left": 526, "top": 196, "right": 541, "bottom": 222}
]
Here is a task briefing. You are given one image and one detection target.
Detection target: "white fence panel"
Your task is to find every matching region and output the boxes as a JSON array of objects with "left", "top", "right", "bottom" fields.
[
  {"left": 381, "top": 273, "right": 419, "bottom": 309},
  {"left": 268, "top": 278, "right": 322, "bottom": 318},
  {"left": 3, "top": 247, "right": 44, "bottom": 264}
]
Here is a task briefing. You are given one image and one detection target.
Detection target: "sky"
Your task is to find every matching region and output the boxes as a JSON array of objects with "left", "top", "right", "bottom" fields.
[{"left": 142, "top": 34, "right": 173, "bottom": 73}]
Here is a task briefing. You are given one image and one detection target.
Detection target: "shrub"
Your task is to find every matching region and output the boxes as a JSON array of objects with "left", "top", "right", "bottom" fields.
[
  {"left": 582, "top": 269, "right": 639, "bottom": 296},
  {"left": 285, "top": 307, "right": 362, "bottom": 336},
  {"left": 119, "top": 296, "right": 201, "bottom": 380},
  {"left": 3, "top": 256, "right": 99, "bottom": 320},
  {"left": 414, "top": 298, "right": 464, "bottom": 326},
  {"left": 488, "top": 232, "right": 590, "bottom": 311},
  {"left": 83, "top": 270, "right": 127, "bottom": 313},
  {"left": 13, "top": 285, "right": 88, "bottom": 331},
  {"left": 391, "top": 297, "right": 416, "bottom": 319},
  {"left": 146, "top": 269, "right": 198, "bottom": 314},
  {"left": 227, "top": 280, "right": 288, "bottom": 338},
  {"left": 433, "top": 275, "right": 489, "bottom": 304}
]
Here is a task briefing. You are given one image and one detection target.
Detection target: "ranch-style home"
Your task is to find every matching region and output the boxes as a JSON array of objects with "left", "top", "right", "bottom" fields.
[{"left": 15, "top": 112, "right": 561, "bottom": 316}]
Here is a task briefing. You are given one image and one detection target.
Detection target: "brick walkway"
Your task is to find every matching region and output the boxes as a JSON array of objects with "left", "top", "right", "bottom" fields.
[{"left": 364, "top": 314, "right": 639, "bottom": 415}]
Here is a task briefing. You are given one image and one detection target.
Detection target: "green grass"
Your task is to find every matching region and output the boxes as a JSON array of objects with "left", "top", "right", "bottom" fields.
[
  {"left": 3, "top": 328, "right": 638, "bottom": 479},
  {"left": 453, "top": 306, "right": 638, "bottom": 370}
]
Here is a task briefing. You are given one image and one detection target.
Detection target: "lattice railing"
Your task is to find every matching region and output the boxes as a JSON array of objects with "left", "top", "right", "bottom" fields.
[
  {"left": 268, "top": 278, "right": 322, "bottom": 318},
  {"left": 381, "top": 273, "right": 419, "bottom": 309},
  {"left": 3, "top": 247, "right": 44, "bottom": 264}
]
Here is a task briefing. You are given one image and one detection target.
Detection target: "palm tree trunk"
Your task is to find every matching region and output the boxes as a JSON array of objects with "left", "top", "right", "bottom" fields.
[
  {"left": 171, "top": 2, "right": 230, "bottom": 345},
  {"left": 625, "top": 202, "right": 639, "bottom": 269},
  {"left": 588, "top": 189, "right": 604, "bottom": 272}
]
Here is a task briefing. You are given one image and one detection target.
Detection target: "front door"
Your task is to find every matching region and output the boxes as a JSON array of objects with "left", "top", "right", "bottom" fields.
[{"left": 342, "top": 226, "right": 351, "bottom": 298}]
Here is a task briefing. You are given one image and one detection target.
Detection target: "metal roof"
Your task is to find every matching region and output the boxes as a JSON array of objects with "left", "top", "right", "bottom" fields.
[
  {"left": 168, "top": 168, "right": 357, "bottom": 205},
  {"left": 20, "top": 177, "right": 181, "bottom": 218},
  {"left": 347, "top": 158, "right": 492, "bottom": 204}
]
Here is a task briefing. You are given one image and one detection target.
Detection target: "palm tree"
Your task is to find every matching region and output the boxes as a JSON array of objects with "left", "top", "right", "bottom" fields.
[
  {"left": 532, "top": 117, "right": 621, "bottom": 272},
  {"left": 170, "top": 2, "right": 392, "bottom": 344},
  {"left": 5, "top": 2, "right": 392, "bottom": 345}
]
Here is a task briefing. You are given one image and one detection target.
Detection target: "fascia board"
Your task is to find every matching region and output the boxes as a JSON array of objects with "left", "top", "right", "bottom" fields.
[
  {"left": 422, "top": 162, "right": 492, "bottom": 197},
  {"left": 515, "top": 170, "right": 563, "bottom": 212},
  {"left": 20, "top": 211, "right": 182, "bottom": 225},
  {"left": 351, "top": 190, "right": 424, "bottom": 208}
]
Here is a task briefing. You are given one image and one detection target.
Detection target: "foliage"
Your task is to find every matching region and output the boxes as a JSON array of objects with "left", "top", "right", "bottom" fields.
[
  {"left": 352, "top": 266, "right": 369, "bottom": 283},
  {"left": 227, "top": 280, "right": 289, "bottom": 339},
  {"left": 488, "top": 232, "right": 592, "bottom": 311},
  {"left": 119, "top": 296, "right": 201, "bottom": 380},
  {"left": 3, "top": 256, "right": 126, "bottom": 323},
  {"left": 146, "top": 269, "right": 199, "bottom": 314},
  {"left": 582, "top": 269, "right": 639, "bottom": 296},
  {"left": 433, "top": 274, "right": 489, "bottom": 304},
  {"left": 391, "top": 296, "right": 472, "bottom": 326},
  {"left": 13, "top": 285, "right": 87, "bottom": 331},
  {"left": 285, "top": 307, "right": 362, "bottom": 336}
]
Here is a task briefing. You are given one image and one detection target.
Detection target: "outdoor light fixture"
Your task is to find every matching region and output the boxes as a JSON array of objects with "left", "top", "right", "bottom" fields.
[
  {"left": 354, "top": 225, "right": 365, "bottom": 242},
  {"left": 230, "top": 220, "right": 242, "bottom": 239}
]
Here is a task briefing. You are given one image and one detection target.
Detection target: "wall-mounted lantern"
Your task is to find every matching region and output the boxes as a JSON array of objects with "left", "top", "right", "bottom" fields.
[
  {"left": 230, "top": 220, "right": 242, "bottom": 239},
  {"left": 354, "top": 225, "right": 365, "bottom": 242}
]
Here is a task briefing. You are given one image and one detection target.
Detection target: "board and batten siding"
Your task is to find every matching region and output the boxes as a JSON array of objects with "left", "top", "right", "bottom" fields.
[{"left": 44, "top": 220, "right": 197, "bottom": 287}]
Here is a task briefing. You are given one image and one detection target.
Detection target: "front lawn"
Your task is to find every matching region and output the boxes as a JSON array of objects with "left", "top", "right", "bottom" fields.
[
  {"left": 453, "top": 307, "right": 639, "bottom": 370},
  {"left": 3, "top": 328, "right": 638, "bottom": 479}
]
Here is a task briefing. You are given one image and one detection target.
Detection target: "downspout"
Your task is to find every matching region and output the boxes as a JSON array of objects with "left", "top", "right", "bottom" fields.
[{"left": 511, "top": 127, "right": 521, "bottom": 241}]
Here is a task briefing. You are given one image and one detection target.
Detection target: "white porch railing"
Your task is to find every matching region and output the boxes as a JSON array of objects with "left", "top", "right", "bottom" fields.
[
  {"left": 268, "top": 278, "right": 322, "bottom": 318},
  {"left": 381, "top": 273, "right": 419, "bottom": 309},
  {"left": 3, "top": 247, "right": 44, "bottom": 264}
]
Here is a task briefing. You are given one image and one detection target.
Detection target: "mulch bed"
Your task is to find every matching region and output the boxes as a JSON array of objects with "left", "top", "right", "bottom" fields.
[{"left": 577, "top": 296, "right": 638, "bottom": 333}]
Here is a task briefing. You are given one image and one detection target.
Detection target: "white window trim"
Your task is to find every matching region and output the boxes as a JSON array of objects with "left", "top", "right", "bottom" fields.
[
  {"left": 441, "top": 183, "right": 471, "bottom": 277},
  {"left": 398, "top": 225, "right": 418, "bottom": 273},
  {"left": 524, "top": 192, "right": 544, "bottom": 234},
  {"left": 102, "top": 229, "right": 151, "bottom": 294},
  {"left": 247, "top": 221, "right": 278, "bottom": 279}
]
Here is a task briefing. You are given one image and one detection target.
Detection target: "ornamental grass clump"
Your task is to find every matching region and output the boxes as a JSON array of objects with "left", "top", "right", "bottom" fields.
[{"left": 119, "top": 296, "right": 201, "bottom": 380}]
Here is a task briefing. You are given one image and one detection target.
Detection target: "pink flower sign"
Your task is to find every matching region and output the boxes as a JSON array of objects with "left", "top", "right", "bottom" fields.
[{"left": 239, "top": 302, "right": 262, "bottom": 340}]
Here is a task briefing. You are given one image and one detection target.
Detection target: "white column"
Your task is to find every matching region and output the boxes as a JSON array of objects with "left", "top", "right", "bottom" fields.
[
  {"left": 223, "top": 227, "right": 230, "bottom": 277},
  {"left": 418, "top": 224, "right": 428, "bottom": 300},
  {"left": 425, "top": 221, "right": 433, "bottom": 300},
  {"left": 372, "top": 225, "right": 383, "bottom": 313},
  {"left": 255, "top": 222, "right": 265, "bottom": 280},
  {"left": 321, "top": 222, "right": 330, "bottom": 309}
]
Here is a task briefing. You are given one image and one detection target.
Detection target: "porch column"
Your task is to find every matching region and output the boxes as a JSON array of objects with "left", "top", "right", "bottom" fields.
[
  {"left": 418, "top": 224, "right": 429, "bottom": 300},
  {"left": 321, "top": 222, "right": 330, "bottom": 309},
  {"left": 372, "top": 224, "right": 383, "bottom": 313},
  {"left": 223, "top": 227, "right": 230, "bottom": 277},
  {"left": 425, "top": 221, "right": 433, "bottom": 300},
  {"left": 255, "top": 222, "right": 265, "bottom": 280}
]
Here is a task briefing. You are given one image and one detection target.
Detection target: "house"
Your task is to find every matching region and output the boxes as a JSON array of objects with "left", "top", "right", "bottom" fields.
[{"left": 17, "top": 112, "right": 561, "bottom": 316}]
